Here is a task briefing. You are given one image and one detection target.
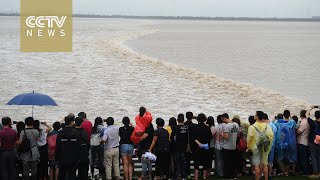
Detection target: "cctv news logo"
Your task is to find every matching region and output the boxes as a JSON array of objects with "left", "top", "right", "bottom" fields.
[
  {"left": 25, "top": 16, "right": 67, "bottom": 37},
  {"left": 20, "top": 0, "right": 72, "bottom": 52}
]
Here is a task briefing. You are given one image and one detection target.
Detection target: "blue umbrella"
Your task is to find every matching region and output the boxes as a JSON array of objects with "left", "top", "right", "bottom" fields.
[{"left": 7, "top": 90, "right": 58, "bottom": 117}]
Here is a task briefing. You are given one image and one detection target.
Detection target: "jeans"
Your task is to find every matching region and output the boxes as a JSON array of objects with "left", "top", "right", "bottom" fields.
[
  {"left": 141, "top": 157, "right": 152, "bottom": 176},
  {"left": 297, "top": 144, "right": 310, "bottom": 175},
  {"left": 309, "top": 142, "right": 320, "bottom": 174},
  {"left": 104, "top": 148, "right": 120, "bottom": 180},
  {"left": 0, "top": 151, "right": 16, "bottom": 180},
  {"left": 119, "top": 144, "right": 134, "bottom": 156},
  {"left": 174, "top": 152, "right": 186, "bottom": 178},
  {"left": 90, "top": 145, "right": 104, "bottom": 168},
  {"left": 22, "top": 161, "right": 38, "bottom": 180},
  {"left": 214, "top": 148, "right": 224, "bottom": 177}
]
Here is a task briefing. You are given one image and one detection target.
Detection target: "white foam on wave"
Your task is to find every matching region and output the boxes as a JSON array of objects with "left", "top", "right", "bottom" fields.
[{"left": 98, "top": 27, "right": 310, "bottom": 119}]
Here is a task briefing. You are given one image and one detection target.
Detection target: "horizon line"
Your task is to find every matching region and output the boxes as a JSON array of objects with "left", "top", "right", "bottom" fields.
[{"left": 1, "top": 13, "right": 320, "bottom": 22}]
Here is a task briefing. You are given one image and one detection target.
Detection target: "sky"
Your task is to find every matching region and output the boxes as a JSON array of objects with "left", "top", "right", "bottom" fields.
[{"left": 1, "top": 0, "right": 320, "bottom": 18}]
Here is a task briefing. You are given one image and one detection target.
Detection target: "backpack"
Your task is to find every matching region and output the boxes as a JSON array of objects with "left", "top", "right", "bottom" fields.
[
  {"left": 90, "top": 133, "right": 101, "bottom": 146},
  {"left": 18, "top": 130, "right": 31, "bottom": 153},
  {"left": 253, "top": 125, "right": 271, "bottom": 152},
  {"left": 236, "top": 131, "right": 247, "bottom": 152}
]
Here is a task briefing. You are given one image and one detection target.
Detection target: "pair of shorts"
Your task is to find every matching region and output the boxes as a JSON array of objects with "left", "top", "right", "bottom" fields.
[
  {"left": 252, "top": 149, "right": 269, "bottom": 165},
  {"left": 49, "top": 160, "right": 59, "bottom": 167},
  {"left": 120, "top": 144, "right": 134, "bottom": 156}
]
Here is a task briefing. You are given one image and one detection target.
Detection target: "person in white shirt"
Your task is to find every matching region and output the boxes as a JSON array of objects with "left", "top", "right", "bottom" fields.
[{"left": 34, "top": 120, "right": 52, "bottom": 180}]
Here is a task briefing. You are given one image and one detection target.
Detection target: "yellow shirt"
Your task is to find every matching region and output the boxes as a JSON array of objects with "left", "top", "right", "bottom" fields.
[
  {"left": 165, "top": 126, "right": 172, "bottom": 141},
  {"left": 247, "top": 121, "right": 274, "bottom": 152}
]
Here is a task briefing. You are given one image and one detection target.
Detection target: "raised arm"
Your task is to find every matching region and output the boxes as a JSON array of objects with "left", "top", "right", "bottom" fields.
[
  {"left": 306, "top": 106, "right": 314, "bottom": 119},
  {"left": 42, "top": 122, "right": 52, "bottom": 133}
]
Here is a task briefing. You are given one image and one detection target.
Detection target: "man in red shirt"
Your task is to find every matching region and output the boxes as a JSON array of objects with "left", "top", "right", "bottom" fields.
[
  {"left": 0, "top": 117, "right": 18, "bottom": 180},
  {"left": 78, "top": 112, "right": 93, "bottom": 140}
]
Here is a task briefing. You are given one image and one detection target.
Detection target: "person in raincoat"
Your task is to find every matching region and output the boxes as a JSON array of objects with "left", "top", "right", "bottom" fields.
[
  {"left": 130, "top": 107, "right": 152, "bottom": 145},
  {"left": 274, "top": 110, "right": 297, "bottom": 176},
  {"left": 247, "top": 111, "right": 274, "bottom": 180}
]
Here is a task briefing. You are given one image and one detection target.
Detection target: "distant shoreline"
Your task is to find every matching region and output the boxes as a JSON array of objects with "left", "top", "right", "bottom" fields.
[{"left": 1, "top": 13, "right": 320, "bottom": 22}]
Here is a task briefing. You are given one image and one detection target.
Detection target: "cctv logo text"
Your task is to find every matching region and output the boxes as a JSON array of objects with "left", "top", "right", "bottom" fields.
[{"left": 25, "top": 16, "right": 67, "bottom": 37}]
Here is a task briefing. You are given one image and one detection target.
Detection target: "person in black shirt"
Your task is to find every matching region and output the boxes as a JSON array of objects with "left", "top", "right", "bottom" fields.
[
  {"left": 206, "top": 116, "right": 215, "bottom": 178},
  {"left": 75, "top": 117, "right": 90, "bottom": 180},
  {"left": 171, "top": 113, "right": 189, "bottom": 179},
  {"left": 56, "top": 116, "right": 81, "bottom": 180},
  {"left": 184, "top": 111, "right": 195, "bottom": 177},
  {"left": 307, "top": 107, "right": 320, "bottom": 177},
  {"left": 166, "top": 117, "right": 177, "bottom": 179},
  {"left": 192, "top": 113, "right": 212, "bottom": 180},
  {"left": 119, "top": 117, "right": 135, "bottom": 180},
  {"left": 149, "top": 118, "right": 170, "bottom": 180},
  {"left": 137, "top": 124, "right": 154, "bottom": 180}
]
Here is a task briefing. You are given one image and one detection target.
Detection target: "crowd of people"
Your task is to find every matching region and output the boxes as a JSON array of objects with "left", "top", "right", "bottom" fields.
[{"left": 0, "top": 106, "right": 320, "bottom": 180}]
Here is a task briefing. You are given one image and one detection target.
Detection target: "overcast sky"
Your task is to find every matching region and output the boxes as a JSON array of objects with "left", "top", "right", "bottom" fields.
[{"left": 1, "top": 0, "right": 320, "bottom": 18}]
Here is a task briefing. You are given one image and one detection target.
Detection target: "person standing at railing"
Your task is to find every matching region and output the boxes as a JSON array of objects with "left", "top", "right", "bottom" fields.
[
  {"left": 149, "top": 118, "right": 170, "bottom": 180},
  {"left": 192, "top": 113, "right": 212, "bottom": 180},
  {"left": 90, "top": 117, "right": 105, "bottom": 179},
  {"left": 171, "top": 114, "right": 190, "bottom": 180},
  {"left": 0, "top": 117, "right": 18, "bottom": 180},
  {"left": 137, "top": 123, "right": 154, "bottom": 180},
  {"left": 101, "top": 117, "right": 120, "bottom": 180},
  {"left": 119, "top": 117, "right": 135, "bottom": 180}
]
